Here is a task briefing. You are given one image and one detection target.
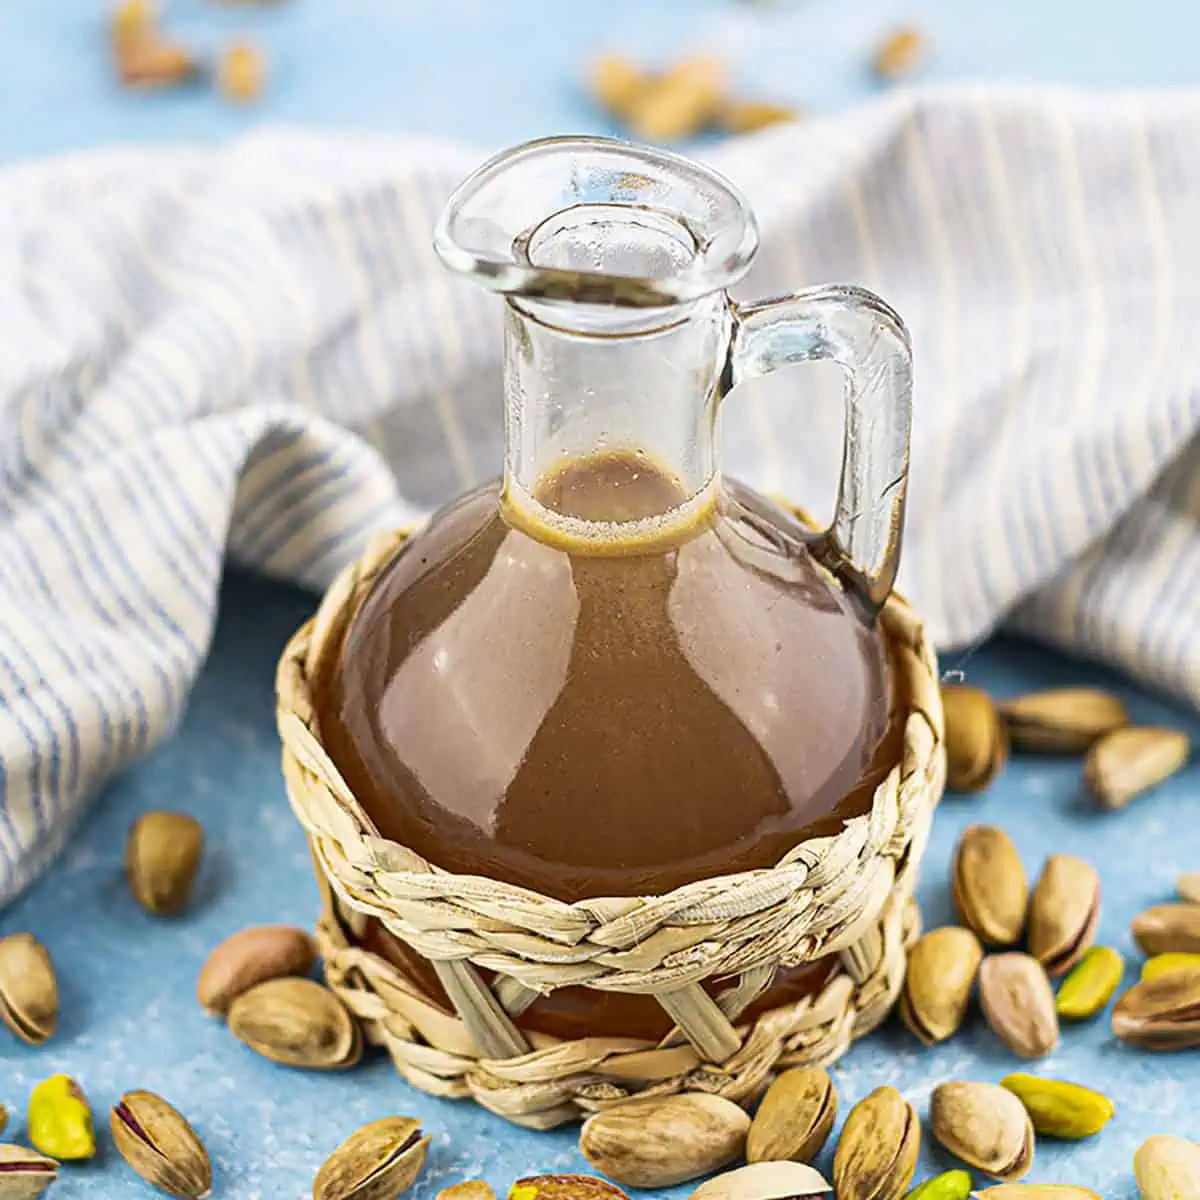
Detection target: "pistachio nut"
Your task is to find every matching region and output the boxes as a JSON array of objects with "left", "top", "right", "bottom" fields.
[
  {"left": 0, "top": 932, "right": 58, "bottom": 1044},
  {"left": 929, "top": 1081, "right": 1034, "bottom": 1182},
  {"left": 0, "top": 1144, "right": 58, "bottom": 1200},
  {"left": 1132, "top": 905, "right": 1200, "bottom": 956},
  {"left": 953, "top": 826, "right": 1029, "bottom": 947},
  {"left": 196, "top": 924, "right": 317, "bottom": 1016},
  {"left": 1084, "top": 727, "right": 1189, "bottom": 809},
  {"left": 1111, "top": 966, "right": 1200, "bottom": 1050},
  {"left": 904, "top": 1172, "right": 971, "bottom": 1200},
  {"left": 746, "top": 1066, "right": 836, "bottom": 1164},
  {"left": 900, "top": 926, "right": 983, "bottom": 1045},
  {"left": 1000, "top": 688, "right": 1128, "bottom": 753},
  {"left": 979, "top": 953, "right": 1059, "bottom": 1059},
  {"left": 438, "top": 1184, "right": 498, "bottom": 1200},
  {"left": 998, "top": 1074, "right": 1113, "bottom": 1139},
  {"left": 28, "top": 1074, "right": 95, "bottom": 1161},
  {"left": 942, "top": 685, "right": 1008, "bottom": 792},
  {"left": 1143, "top": 953, "right": 1200, "bottom": 983},
  {"left": 228, "top": 977, "right": 361, "bottom": 1069},
  {"left": 509, "top": 1178, "right": 629, "bottom": 1200},
  {"left": 580, "top": 1093, "right": 749, "bottom": 1189},
  {"left": 1055, "top": 946, "right": 1124, "bottom": 1021},
  {"left": 832, "top": 1086, "right": 920, "bottom": 1200},
  {"left": 1027, "top": 855, "right": 1101, "bottom": 977},
  {"left": 1134, "top": 1134, "right": 1200, "bottom": 1200},
  {"left": 314, "top": 1117, "right": 429, "bottom": 1200},
  {"left": 1177, "top": 873, "right": 1200, "bottom": 905},
  {"left": 126, "top": 810, "right": 205, "bottom": 915},
  {"left": 690, "top": 1162, "right": 832, "bottom": 1200},
  {"left": 974, "top": 1189, "right": 1102, "bottom": 1199},
  {"left": 111, "top": 1089, "right": 213, "bottom": 1200}
]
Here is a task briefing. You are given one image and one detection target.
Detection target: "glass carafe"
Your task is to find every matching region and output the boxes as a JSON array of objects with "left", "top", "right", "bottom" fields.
[{"left": 316, "top": 137, "right": 913, "bottom": 1040}]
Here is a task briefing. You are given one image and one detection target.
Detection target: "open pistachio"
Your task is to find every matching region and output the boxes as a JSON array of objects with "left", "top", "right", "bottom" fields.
[
  {"left": 930, "top": 1081, "right": 1034, "bottom": 1181},
  {"left": 1084, "top": 727, "right": 1189, "bottom": 809},
  {"left": 314, "top": 1117, "right": 430, "bottom": 1200},
  {"left": 1055, "top": 946, "right": 1124, "bottom": 1020},
  {"left": 998, "top": 1074, "right": 1113, "bottom": 1139},
  {"left": 126, "top": 811, "right": 205, "bottom": 915},
  {"left": 953, "top": 826, "right": 1028, "bottom": 947},
  {"left": 111, "top": 1090, "right": 212, "bottom": 1199},
  {"left": 746, "top": 1067, "right": 836, "bottom": 1164},
  {"left": 1112, "top": 966, "right": 1200, "bottom": 1050},
  {"left": 690, "top": 1162, "right": 832, "bottom": 1200},
  {"left": 1134, "top": 1135, "right": 1200, "bottom": 1200},
  {"left": 979, "top": 953, "right": 1059, "bottom": 1059},
  {"left": 1132, "top": 905, "right": 1200, "bottom": 956},
  {"left": 900, "top": 926, "right": 983, "bottom": 1045},
  {"left": 580, "top": 1094, "right": 749, "bottom": 1189},
  {"left": 227, "top": 977, "right": 361, "bottom": 1069},
  {"left": 0, "top": 1144, "right": 58, "bottom": 1200},
  {"left": 832, "top": 1086, "right": 920, "bottom": 1200},
  {"left": 28, "top": 1074, "right": 95, "bottom": 1162},
  {"left": 0, "top": 932, "right": 58, "bottom": 1044},
  {"left": 196, "top": 925, "right": 317, "bottom": 1016},
  {"left": 1027, "top": 855, "right": 1101, "bottom": 977},
  {"left": 1000, "top": 688, "right": 1128, "bottom": 753},
  {"left": 942, "top": 685, "right": 1008, "bottom": 792}
]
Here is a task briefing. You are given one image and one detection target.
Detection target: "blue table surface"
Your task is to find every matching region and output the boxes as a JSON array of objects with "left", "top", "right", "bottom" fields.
[{"left": 2, "top": 3, "right": 1199, "bottom": 1199}]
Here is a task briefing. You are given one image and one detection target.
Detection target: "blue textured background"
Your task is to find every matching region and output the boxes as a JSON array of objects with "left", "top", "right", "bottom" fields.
[{"left": 1, "top": 2, "right": 1198, "bottom": 1198}]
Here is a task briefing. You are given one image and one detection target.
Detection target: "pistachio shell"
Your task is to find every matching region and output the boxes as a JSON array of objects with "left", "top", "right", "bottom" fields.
[
  {"left": 1112, "top": 965, "right": 1200, "bottom": 1050},
  {"left": 942, "top": 685, "right": 1008, "bottom": 792},
  {"left": 1027, "top": 855, "right": 1101, "bottom": 976},
  {"left": 1142, "top": 953, "right": 1200, "bottom": 983},
  {"left": 746, "top": 1067, "right": 837, "bottom": 1164},
  {"left": 438, "top": 1184, "right": 497, "bottom": 1200},
  {"left": 1055, "top": 946, "right": 1124, "bottom": 1020},
  {"left": 929, "top": 1082, "right": 1034, "bottom": 1181},
  {"left": 1084, "top": 727, "right": 1189, "bottom": 809},
  {"left": 580, "top": 1094, "right": 749, "bottom": 1189},
  {"left": 978, "top": 953, "right": 1059, "bottom": 1059},
  {"left": 974, "top": 1188, "right": 1102, "bottom": 1199},
  {"left": 1000, "top": 688, "right": 1128, "bottom": 753},
  {"left": 196, "top": 925, "right": 317, "bottom": 1016},
  {"left": 126, "top": 811, "right": 205, "bottom": 915},
  {"left": 228, "top": 977, "right": 361, "bottom": 1069},
  {"left": 953, "top": 827, "right": 1028, "bottom": 947},
  {"left": 832, "top": 1086, "right": 920, "bottom": 1200},
  {"left": 313, "top": 1117, "right": 429, "bottom": 1200},
  {"left": 691, "top": 1162, "right": 832, "bottom": 1200},
  {"left": 998, "top": 1074, "right": 1113, "bottom": 1139},
  {"left": 1134, "top": 1134, "right": 1200, "bottom": 1200},
  {"left": 0, "top": 932, "right": 58, "bottom": 1044},
  {"left": 900, "top": 927, "right": 983, "bottom": 1045},
  {"left": 1132, "top": 905, "right": 1200, "bottom": 956},
  {"left": 509, "top": 1178, "right": 629, "bottom": 1200},
  {"left": 111, "top": 1090, "right": 212, "bottom": 1199},
  {"left": 1177, "top": 873, "right": 1200, "bottom": 905},
  {"left": 28, "top": 1074, "right": 95, "bottom": 1162},
  {"left": 0, "top": 1144, "right": 59, "bottom": 1200}
]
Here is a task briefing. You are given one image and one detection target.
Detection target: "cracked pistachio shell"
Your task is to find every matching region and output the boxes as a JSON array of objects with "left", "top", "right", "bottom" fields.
[
  {"left": 314, "top": 1117, "right": 429, "bottom": 1200},
  {"left": 0, "top": 1145, "right": 59, "bottom": 1200},
  {"left": 0, "top": 933, "right": 58, "bottom": 1045},
  {"left": 979, "top": 953, "right": 1059, "bottom": 1059},
  {"left": 832, "top": 1086, "right": 920, "bottom": 1200},
  {"left": 126, "top": 811, "right": 205, "bottom": 915},
  {"left": 196, "top": 924, "right": 317, "bottom": 1016},
  {"left": 1027, "top": 856, "right": 1101, "bottom": 977},
  {"left": 746, "top": 1067, "right": 837, "bottom": 1164},
  {"left": 509, "top": 1178, "right": 628, "bottom": 1200},
  {"left": 1177, "top": 873, "right": 1200, "bottom": 905},
  {"left": 943, "top": 685, "right": 1008, "bottom": 792},
  {"left": 1000, "top": 688, "right": 1128, "bottom": 753},
  {"left": 111, "top": 1090, "right": 212, "bottom": 1199},
  {"left": 1112, "top": 966, "right": 1200, "bottom": 1050},
  {"left": 228, "top": 977, "right": 361, "bottom": 1069},
  {"left": 953, "top": 827, "right": 1028, "bottom": 947},
  {"left": 1084, "top": 727, "right": 1189, "bottom": 810},
  {"left": 1134, "top": 1135, "right": 1200, "bottom": 1200},
  {"left": 691, "top": 1162, "right": 832, "bottom": 1200},
  {"left": 930, "top": 1082, "right": 1034, "bottom": 1182},
  {"left": 974, "top": 1189, "right": 1102, "bottom": 1199},
  {"left": 1132, "top": 905, "right": 1200, "bottom": 957},
  {"left": 580, "top": 1094, "right": 749, "bottom": 1190},
  {"left": 438, "top": 1185, "right": 497, "bottom": 1200},
  {"left": 900, "top": 926, "right": 983, "bottom": 1045}
]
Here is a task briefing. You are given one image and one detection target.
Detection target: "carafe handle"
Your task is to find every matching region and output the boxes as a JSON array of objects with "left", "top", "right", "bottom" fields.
[{"left": 729, "top": 284, "right": 913, "bottom": 616}]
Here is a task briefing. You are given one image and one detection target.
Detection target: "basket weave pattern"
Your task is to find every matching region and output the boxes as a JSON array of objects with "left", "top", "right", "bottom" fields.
[{"left": 276, "top": 523, "right": 945, "bottom": 1128}]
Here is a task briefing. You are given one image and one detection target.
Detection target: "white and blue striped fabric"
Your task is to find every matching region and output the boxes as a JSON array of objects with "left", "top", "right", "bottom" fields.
[{"left": 1, "top": 88, "right": 1198, "bottom": 905}]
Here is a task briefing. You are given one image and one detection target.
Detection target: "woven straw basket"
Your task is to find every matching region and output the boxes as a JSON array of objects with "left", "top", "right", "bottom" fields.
[{"left": 276, "top": 515, "right": 945, "bottom": 1130}]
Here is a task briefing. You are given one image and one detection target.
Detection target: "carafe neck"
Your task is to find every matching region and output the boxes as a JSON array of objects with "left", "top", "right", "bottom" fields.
[{"left": 501, "top": 294, "right": 731, "bottom": 539}]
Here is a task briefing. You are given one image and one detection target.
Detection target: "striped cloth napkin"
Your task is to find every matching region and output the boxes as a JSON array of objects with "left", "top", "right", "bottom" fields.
[{"left": 1, "top": 88, "right": 1198, "bottom": 905}]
